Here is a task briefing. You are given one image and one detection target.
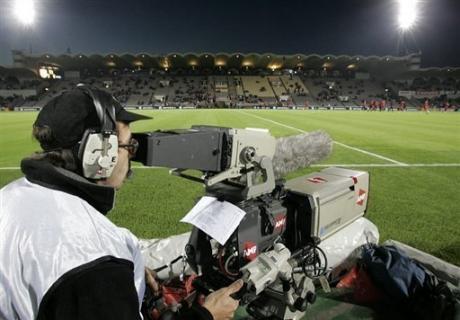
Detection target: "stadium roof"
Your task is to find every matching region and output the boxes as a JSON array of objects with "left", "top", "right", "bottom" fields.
[
  {"left": 12, "top": 51, "right": 423, "bottom": 75},
  {"left": 5, "top": 51, "right": 459, "bottom": 79}
]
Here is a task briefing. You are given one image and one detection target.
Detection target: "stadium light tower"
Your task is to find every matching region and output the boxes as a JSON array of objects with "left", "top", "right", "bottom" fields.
[
  {"left": 14, "top": 0, "right": 36, "bottom": 26},
  {"left": 398, "top": 0, "right": 418, "bottom": 31}
]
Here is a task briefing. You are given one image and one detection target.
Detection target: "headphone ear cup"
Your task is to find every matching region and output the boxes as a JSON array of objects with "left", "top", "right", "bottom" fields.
[
  {"left": 80, "top": 131, "right": 118, "bottom": 179},
  {"left": 75, "top": 87, "right": 118, "bottom": 180},
  {"left": 78, "top": 129, "right": 93, "bottom": 162}
]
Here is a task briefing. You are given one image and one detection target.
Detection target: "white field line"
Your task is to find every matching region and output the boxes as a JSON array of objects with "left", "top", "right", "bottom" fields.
[
  {"left": 2, "top": 163, "right": 460, "bottom": 171},
  {"left": 238, "top": 110, "right": 408, "bottom": 165},
  {"left": 332, "top": 141, "right": 408, "bottom": 165},
  {"left": 0, "top": 111, "right": 455, "bottom": 170},
  {"left": 311, "top": 163, "right": 460, "bottom": 168},
  {"left": 130, "top": 164, "right": 459, "bottom": 168}
]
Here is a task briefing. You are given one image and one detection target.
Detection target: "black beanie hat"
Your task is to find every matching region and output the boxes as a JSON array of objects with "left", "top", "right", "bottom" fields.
[{"left": 34, "top": 87, "right": 151, "bottom": 150}]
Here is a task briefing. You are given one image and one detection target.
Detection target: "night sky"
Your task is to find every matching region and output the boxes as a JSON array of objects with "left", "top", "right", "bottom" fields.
[{"left": 0, "top": 0, "right": 459, "bottom": 68}]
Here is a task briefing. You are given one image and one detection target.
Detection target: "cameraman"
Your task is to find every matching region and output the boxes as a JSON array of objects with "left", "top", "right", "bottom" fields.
[{"left": 0, "top": 87, "right": 242, "bottom": 320}]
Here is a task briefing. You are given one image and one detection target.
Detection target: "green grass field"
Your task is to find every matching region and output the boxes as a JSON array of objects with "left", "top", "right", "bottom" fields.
[{"left": 1, "top": 110, "right": 459, "bottom": 265}]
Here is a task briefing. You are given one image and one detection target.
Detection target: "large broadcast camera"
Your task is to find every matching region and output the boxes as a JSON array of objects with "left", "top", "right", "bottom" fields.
[{"left": 133, "top": 126, "right": 369, "bottom": 320}]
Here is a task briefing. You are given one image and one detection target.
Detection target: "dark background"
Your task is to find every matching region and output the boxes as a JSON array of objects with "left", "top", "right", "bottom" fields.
[{"left": 0, "top": 0, "right": 458, "bottom": 67}]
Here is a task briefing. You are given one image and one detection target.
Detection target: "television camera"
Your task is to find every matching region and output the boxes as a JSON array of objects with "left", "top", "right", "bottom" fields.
[{"left": 133, "top": 126, "right": 369, "bottom": 320}]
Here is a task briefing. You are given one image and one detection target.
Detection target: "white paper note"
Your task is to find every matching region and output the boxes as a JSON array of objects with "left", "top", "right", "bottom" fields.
[{"left": 181, "top": 196, "right": 246, "bottom": 245}]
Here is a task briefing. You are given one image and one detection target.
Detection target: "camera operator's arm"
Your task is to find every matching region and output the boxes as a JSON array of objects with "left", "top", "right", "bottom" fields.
[
  {"left": 144, "top": 268, "right": 242, "bottom": 320},
  {"left": 145, "top": 267, "right": 160, "bottom": 296},
  {"left": 37, "top": 258, "right": 142, "bottom": 320},
  {"left": 202, "top": 279, "right": 243, "bottom": 320},
  {"left": 171, "top": 279, "right": 243, "bottom": 320}
]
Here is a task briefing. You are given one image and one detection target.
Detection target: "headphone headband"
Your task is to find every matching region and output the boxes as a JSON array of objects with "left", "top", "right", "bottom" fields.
[{"left": 77, "top": 86, "right": 116, "bottom": 132}]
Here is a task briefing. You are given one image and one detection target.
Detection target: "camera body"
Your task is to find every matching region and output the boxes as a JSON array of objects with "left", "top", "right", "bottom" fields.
[
  {"left": 134, "top": 126, "right": 369, "bottom": 319},
  {"left": 185, "top": 167, "right": 369, "bottom": 291}
]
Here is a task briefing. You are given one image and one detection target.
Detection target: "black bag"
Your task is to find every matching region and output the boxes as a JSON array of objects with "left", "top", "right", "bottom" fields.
[{"left": 363, "top": 244, "right": 458, "bottom": 320}]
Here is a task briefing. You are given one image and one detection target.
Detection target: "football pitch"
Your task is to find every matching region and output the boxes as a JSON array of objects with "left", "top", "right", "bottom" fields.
[{"left": 0, "top": 110, "right": 459, "bottom": 265}]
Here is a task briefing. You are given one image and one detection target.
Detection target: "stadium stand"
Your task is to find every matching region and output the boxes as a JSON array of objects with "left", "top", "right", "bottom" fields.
[
  {"left": 240, "top": 76, "right": 277, "bottom": 105},
  {"left": 208, "top": 76, "right": 229, "bottom": 106},
  {"left": 279, "top": 75, "right": 310, "bottom": 106},
  {"left": 1, "top": 52, "right": 459, "bottom": 111}
]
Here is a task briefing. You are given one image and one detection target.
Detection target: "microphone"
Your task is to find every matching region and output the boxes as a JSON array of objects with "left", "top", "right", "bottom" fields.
[{"left": 272, "top": 131, "right": 332, "bottom": 179}]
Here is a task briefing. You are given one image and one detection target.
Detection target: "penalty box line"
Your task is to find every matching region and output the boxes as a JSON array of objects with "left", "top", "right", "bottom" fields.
[{"left": 238, "top": 110, "right": 408, "bottom": 166}]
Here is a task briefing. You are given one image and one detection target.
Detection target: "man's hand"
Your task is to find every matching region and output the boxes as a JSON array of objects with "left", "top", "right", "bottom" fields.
[
  {"left": 203, "top": 279, "right": 244, "bottom": 320},
  {"left": 145, "top": 267, "right": 160, "bottom": 297}
]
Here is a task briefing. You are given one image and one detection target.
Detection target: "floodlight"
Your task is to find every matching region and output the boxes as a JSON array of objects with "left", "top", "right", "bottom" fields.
[
  {"left": 14, "top": 0, "right": 35, "bottom": 26},
  {"left": 398, "top": 0, "right": 417, "bottom": 31}
]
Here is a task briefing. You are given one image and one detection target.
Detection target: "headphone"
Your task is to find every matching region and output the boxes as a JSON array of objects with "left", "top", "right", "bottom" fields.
[{"left": 76, "top": 85, "right": 119, "bottom": 180}]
